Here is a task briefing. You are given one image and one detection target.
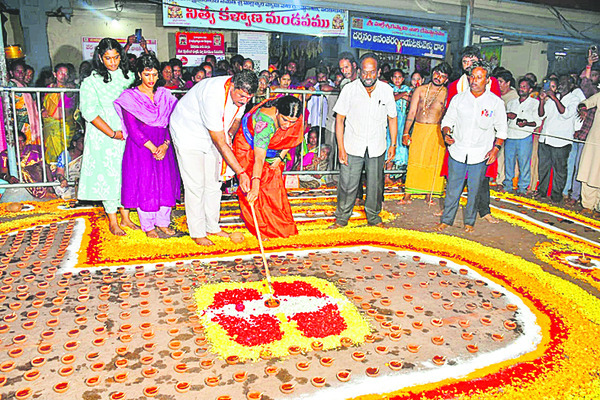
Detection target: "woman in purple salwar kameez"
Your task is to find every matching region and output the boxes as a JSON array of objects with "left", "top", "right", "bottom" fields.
[{"left": 114, "top": 54, "right": 180, "bottom": 238}]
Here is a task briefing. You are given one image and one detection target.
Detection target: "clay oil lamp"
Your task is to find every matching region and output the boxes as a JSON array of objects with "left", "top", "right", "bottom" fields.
[
  {"left": 63, "top": 340, "right": 80, "bottom": 351},
  {"left": 451, "top": 291, "right": 462, "bottom": 298},
  {"left": 491, "top": 290, "right": 502, "bottom": 298},
  {"left": 246, "top": 391, "right": 262, "bottom": 400},
  {"left": 115, "top": 346, "right": 128, "bottom": 356},
  {"left": 53, "top": 381, "right": 70, "bottom": 393},
  {"left": 395, "top": 310, "right": 406, "bottom": 318},
  {"left": 466, "top": 344, "right": 479, "bottom": 353},
  {"left": 388, "top": 360, "right": 403, "bottom": 371},
  {"left": 431, "top": 336, "right": 445, "bottom": 345},
  {"left": 380, "top": 298, "right": 392, "bottom": 307},
  {"left": 465, "top": 303, "right": 477, "bottom": 311},
  {"left": 467, "top": 289, "right": 478, "bottom": 296},
  {"left": 578, "top": 255, "right": 591, "bottom": 265},
  {"left": 481, "top": 302, "right": 493, "bottom": 310},
  {"left": 340, "top": 337, "right": 353, "bottom": 347},
  {"left": 461, "top": 332, "right": 474, "bottom": 341},
  {"left": 375, "top": 345, "right": 389, "bottom": 355},
  {"left": 85, "top": 352, "right": 100, "bottom": 362},
  {"left": 366, "top": 367, "right": 380, "bottom": 377},
  {"left": 457, "top": 281, "right": 468, "bottom": 288},
  {"left": 413, "top": 305, "right": 425, "bottom": 313},
  {"left": 200, "top": 359, "right": 214, "bottom": 370},
  {"left": 144, "top": 342, "right": 157, "bottom": 352},
  {"left": 364, "top": 334, "right": 376, "bottom": 343},
  {"left": 264, "top": 297, "right": 280, "bottom": 308},
  {"left": 23, "top": 369, "right": 40, "bottom": 381},
  {"left": 288, "top": 345, "right": 302, "bottom": 356},
  {"left": 38, "top": 343, "right": 53, "bottom": 354},
  {"left": 431, "top": 292, "right": 442, "bottom": 300},
  {"left": 439, "top": 280, "right": 449, "bottom": 287},
  {"left": 407, "top": 344, "right": 421, "bottom": 353},
  {"left": 366, "top": 309, "right": 377, "bottom": 317},
  {"left": 143, "top": 386, "right": 159, "bottom": 397},
  {"left": 15, "top": 388, "right": 33, "bottom": 400},
  {"left": 141, "top": 367, "right": 158, "bottom": 378},
  {"left": 205, "top": 376, "right": 220, "bottom": 387},
  {"left": 9, "top": 347, "right": 24, "bottom": 358},
  {"left": 280, "top": 383, "right": 296, "bottom": 394},
  {"left": 61, "top": 354, "right": 76, "bottom": 365},
  {"left": 59, "top": 366, "right": 74, "bottom": 377},
  {"left": 412, "top": 255, "right": 420, "bottom": 262},
  {"left": 336, "top": 369, "right": 352, "bottom": 382},
  {"left": 31, "top": 356, "right": 46, "bottom": 368},
  {"left": 93, "top": 326, "right": 107, "bottom": 335},
  {"left": 402, "top": 283, "right": 412, "bottom": 290},
  {"left": 506, "top": 304, "right": 518, "bottom": 312},
  {"left": 338, "top": 278, "right": 348, "bottom": 285},
  {"left": 431, "top": 318, "right": 444, "bottom": 327},
  {"left": 504, "top": 320, "right": 517, "bottom": 330},
  {"left": 442, "top": 302, "right": 454, "bottom": 310},
  {"left": 174, "top": 363, "right": 188, "bottom": 373},
  {"left": 363, "top": 265, "right": 373, "bottom": 272},
  {"left": 0, "top": 361, "right": 15, "bottom": 373},
  {"left": 480, "top": 317, "right": 493, "bottom": 326},
  {"left": 459, "top": 319, "right": 471, "bottom": 328},
  {"left": 406, "top": 270, "right": 416, "bottom": 278},
  {"left": 319, "top": 356, "right": 334, "bottom": 367},
  {"left": 295, "top": 361, "right": 310, "bottom": 371},
  {"left": 492, "top": 333, "right": 505, "bottom": 342},
  {"left": 311, "top": 376, "right": 326, "bottom": 387},
  {"left": 403, "top": 294, "right": 414, "bottom": 302},
  {"left": 85, "top": 376, "right": 101, "bottom": 387},
  {"left": 390, "top": 331, "right": 402, "bottom": 341},
  {"left": 432, "top": 355, "right": 446, "bottom": 366},
  {"left": 233, "top": 371, "right": 248, "bottom": 382},
  {"left": 351, "top": 351, "right": 365, "bottom": 362},
  {"left": 92, "top": 338, "right": 106, "bottom": 347},
  {"left": 175, "top": 382, "right": 191, "bottom": 393},
  {"left": 356, "top": 275, "right": 365, "bottom": 281},
  {"left": 398, "top": 262, "right": 407, "bottom": 268},
  {"left": 412, "top": 321, "right": 423, "bottom": 330}
]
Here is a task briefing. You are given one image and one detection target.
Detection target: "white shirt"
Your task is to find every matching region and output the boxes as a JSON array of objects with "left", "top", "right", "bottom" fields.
[
  {"left": 540, "top": 88, "right": 586, "bottom": 148},
  {"left": 442, "top": 89, "right": 508, "bottom": 164},
  {"left": 170, "top": 76, "right": 243, "bottom": 153},
  {"left": 333, "top": 79, "right": 397, "bottom": 158},
  {"left": 506, "top": 96, "right": 541, "bottom": 139}
]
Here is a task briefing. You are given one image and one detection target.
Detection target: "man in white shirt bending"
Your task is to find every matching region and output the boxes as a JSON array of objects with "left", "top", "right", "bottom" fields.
[
  {"left": 437, "top": 61, "right": 508, "bottom": 233},
  {"left": 504, "top": 77, "right": 541, "bottom": 194},
  {"left": 170, "top": 70, "right": 258, "bottom": 246}
]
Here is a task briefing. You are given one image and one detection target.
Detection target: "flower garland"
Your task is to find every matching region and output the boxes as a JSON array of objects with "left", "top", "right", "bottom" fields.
[{"left": 194, "top": 276, "right": 370, "bottom": 361}]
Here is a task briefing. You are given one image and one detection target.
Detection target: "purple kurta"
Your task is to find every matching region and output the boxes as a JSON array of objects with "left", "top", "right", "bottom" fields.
[{"left": 120, "top": 108, "right": 181, "bottom": 211}]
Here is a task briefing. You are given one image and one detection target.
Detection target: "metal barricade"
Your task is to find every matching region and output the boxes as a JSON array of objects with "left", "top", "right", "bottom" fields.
[{"left": 0, "top": 86, "right": 79, "bottom": 193}]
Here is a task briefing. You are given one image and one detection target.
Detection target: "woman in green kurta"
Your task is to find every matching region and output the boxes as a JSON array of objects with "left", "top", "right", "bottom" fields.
[{"left": 78, "top": 38, "right": 139, "bottom": 236}]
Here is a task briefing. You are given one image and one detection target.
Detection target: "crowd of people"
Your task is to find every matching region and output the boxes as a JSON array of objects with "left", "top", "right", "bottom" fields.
[{"left": 1, "top": 35, "right": 599, "bottom": 241}]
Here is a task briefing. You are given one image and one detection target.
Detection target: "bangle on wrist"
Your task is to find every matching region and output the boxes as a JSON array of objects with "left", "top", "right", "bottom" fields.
[
  {"left": 111, "top": 131, "right": 116, "bottom": 138},
  {"left": 494, "top": 144, "right": 502, "bottom": 150},
  {"left": 278, "top": 155, "right": 285, "bottom": 161},
  {"left": 251, "top": 176, "right": 261, "bottom": 181}
]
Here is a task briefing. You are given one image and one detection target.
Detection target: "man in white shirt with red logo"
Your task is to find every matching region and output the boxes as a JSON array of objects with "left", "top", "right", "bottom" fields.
[
  {"left": 437, "top": 61, "right": 507, "bottom": 233},
  {"left": 330, "top": 53, "right": 397, "bottom": 228},
  {"left": 170, "top": 70, "right": 257, "bottom": 246}
]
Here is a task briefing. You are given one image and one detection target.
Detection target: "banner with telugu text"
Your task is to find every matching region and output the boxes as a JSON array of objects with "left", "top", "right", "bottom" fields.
[
  {"left": 350, "top": 17, "right": 447, "bottom": 59},
  {"left": 162, "top": 0, "right": 348, "bottom": 37}
]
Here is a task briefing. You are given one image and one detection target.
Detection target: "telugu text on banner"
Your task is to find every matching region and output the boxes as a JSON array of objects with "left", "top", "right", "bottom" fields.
[
  {"left": 162, "top": 0, "right": 348, "bottom": 37},
  {"left": 350, "top": 17, "right": 447, "bottom": 59}
]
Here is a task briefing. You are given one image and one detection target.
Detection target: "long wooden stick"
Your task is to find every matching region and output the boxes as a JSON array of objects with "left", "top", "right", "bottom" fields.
[{"left": 250, "top": 202, "right": 273, "bottom": 294}]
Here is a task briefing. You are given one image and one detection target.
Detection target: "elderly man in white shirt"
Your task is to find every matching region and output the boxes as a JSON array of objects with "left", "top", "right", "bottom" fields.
[
  {"left": 504, "top": 77, "right": 541, "bottom": 194},
  {"left": 330, "top": 53, "right": 397, "bottom": 228},
  {"left": 437, "top": 61, "right": 508, "bottom": 233},
  {"left": 536, "top": 75, "right": 586, "bottom": 203},
  {"left": 170, "top": 70, "right": 257, "bottom": 246}
]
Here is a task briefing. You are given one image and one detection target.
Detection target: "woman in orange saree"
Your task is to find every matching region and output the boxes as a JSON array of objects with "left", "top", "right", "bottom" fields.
[{"left": 233, "top": 95, "right": 304, "bottom": 239}]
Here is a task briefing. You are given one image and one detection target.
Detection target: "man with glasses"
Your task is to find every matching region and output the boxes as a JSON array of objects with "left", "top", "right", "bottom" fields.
[{"left": 329, "top": 53, "right": 397, "bottom": 228}]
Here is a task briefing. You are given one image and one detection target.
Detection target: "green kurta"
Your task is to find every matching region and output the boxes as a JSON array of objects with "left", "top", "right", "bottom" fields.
[{"left": 78, "top": 69, "right": 133, "bottom": 201}]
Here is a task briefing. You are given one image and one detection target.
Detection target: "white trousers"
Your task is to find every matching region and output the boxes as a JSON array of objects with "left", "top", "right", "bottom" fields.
[{"left": 174, "top": 146, "right": 222, "bottom": 238}]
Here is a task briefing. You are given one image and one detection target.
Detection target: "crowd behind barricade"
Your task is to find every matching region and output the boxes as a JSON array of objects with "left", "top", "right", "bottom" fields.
[{"left": 0, "top": 34, "right": 599, "bottom": 240}]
